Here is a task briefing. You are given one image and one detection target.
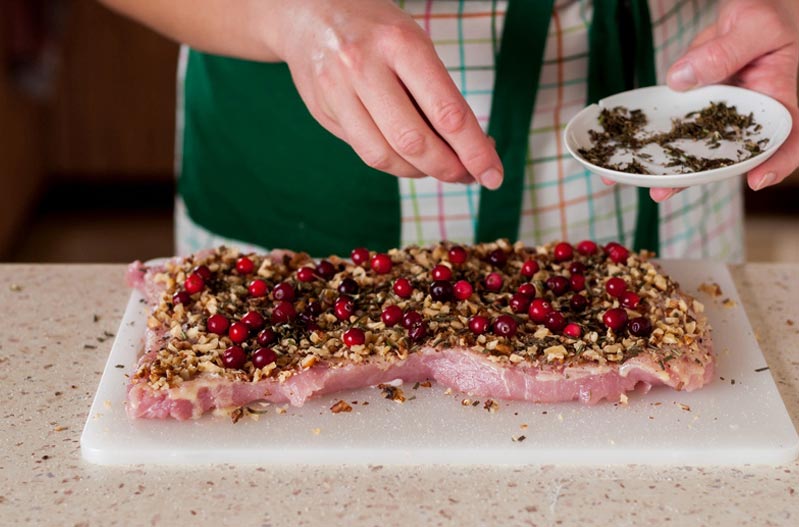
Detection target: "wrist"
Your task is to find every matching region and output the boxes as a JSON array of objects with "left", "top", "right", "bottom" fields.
[{"left": 245, "top": 0, "right": 291, "bottom": 62}]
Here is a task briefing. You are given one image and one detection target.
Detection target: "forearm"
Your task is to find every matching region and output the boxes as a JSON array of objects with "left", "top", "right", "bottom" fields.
[{"left": 99, "top": 0, "right": 284, "bottom": 62}]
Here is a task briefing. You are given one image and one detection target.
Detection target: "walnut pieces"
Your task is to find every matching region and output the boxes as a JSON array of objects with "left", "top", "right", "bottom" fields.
[{"left": 135, "top": 240, "right": 708, "bottom": 391}]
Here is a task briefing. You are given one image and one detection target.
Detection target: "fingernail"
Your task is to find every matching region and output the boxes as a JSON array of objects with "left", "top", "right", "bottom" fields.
[
  {"left": 479, "top": 168, "right": 503, "bottom": 189},
  {"left": 651, "top": 188, "right": 678, "bottom": 202},
  {"left": 668, "top": 62, "right": 698, "bottom": 90},
  {"left": 753, "top": 172, "right": 777, "bottom": 190}
]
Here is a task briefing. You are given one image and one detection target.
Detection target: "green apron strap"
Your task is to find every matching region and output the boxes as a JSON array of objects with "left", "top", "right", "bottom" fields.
[
  {"left": 588, "top": 0, "right": 660, "bottom": 253},
  {"left": 475, "top": 0, "right": 556, "bottom": 243}
]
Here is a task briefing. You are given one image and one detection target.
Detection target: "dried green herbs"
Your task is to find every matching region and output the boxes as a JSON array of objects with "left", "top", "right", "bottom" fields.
[{"left": 578, "top": 102, "right": 768, "bottom": 174}]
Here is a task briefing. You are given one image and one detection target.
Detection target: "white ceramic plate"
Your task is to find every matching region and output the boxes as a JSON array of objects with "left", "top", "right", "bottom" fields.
[{"left": 564, "top": 85, "right": 792, "bottom": 188}]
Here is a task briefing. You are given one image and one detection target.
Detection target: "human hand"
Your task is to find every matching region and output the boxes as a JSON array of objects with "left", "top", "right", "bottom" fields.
[
  {"left": 649, "top": 0, "right": 799, "bottom": 201},
  {"left": 269, "top": 0, "right": 503, "bottom": 188}
]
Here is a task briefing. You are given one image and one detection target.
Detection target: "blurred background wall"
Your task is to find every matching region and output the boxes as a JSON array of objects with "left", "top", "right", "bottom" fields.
[
  {"left": 0, "top": 0, "right": 796, "bottom": 263},
  {"left": 1, "top": 0, "right": 176, "bottom": 262}
]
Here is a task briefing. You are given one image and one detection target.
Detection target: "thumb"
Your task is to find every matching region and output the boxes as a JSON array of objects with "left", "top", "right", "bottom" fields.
[{"left": 667, "top": 11, "right": 789, "bottom": 90}]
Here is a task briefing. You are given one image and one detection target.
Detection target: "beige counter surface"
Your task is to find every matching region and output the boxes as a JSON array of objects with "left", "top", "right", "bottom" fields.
[{"left": 1, "top": 264, "right": 798, "bottom": 526}]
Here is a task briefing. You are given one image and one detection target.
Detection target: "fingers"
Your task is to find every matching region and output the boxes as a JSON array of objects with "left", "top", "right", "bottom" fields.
[
  {"left": 313, "top": 73, "right": 425, "bottom": 179},
  {"left": 354, "top": 62, "right": 474, "bottom": 185},
  {"left": 392, "top": 38, "right": 504, "bottom": 189},
  {"left": 667, "top": 6, "right": 793, "bottom": 90},
  {"left": 649, "top": 188, "right": 685, "bottom": 202},
  {"left": 687, "top": 25, "right": 717, "bottom": 51},
  {"left": 747, "top": 106, "right": 799, "bottom": 190}
]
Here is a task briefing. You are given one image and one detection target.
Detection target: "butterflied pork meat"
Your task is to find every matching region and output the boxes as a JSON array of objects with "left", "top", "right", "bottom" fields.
[{"left": 125, "top": 240, "right": 713, "bottom": 420}]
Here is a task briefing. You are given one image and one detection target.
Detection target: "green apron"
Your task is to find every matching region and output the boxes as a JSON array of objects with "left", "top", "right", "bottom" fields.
[{"left": 180, "top": 0, "right": 658, "bottom": 256}]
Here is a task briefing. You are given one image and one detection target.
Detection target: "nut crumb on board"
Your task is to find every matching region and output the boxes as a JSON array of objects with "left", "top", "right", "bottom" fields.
[
  {"left": 722, "top": 298, "right": 737, "bottom": 308},
  {"left": 484, "top": 399, "right": 499, "bottom": 413},
  {"left": 512, "top": 435, "right": 527, "bottom": 443},
  {"left": 697, "top": 282, "right": 722, "bottom": 298},
  {"left": 377, "top": 384, "right": 406, "bottom": 403},
  {"left": 330, "top": 400, "right": 353, "bottom": 413}
]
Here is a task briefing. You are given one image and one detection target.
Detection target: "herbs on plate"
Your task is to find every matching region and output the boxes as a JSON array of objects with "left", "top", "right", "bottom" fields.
[{"left": 577, "top": 102, "right": 769, "bottom": 174}]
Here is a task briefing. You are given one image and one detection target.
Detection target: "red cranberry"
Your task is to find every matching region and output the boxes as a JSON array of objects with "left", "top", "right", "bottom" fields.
[
  {"left": 577, "top": 240, "right": 598, "bottom": 256},
  {"left": 307, "top": 301, "right": 323, "bottom": 316},
  {"left": 545, "top": 311, "right": 567, "bottom": 333},
  {"left": 207, "top": 313, "right": 229, "bottom": 335},
  {"left": 546, "top": 276, "right": 570, "bottom": 296},
  {"left": 448, "top": 246, "right": 467, "bottom": 265},
  {"left": 172, "top": 291, "right": 191, "bottom": 305},
  {"left": 192, "top": 265, "right": 212, "bottom": 281},
  {"left": 603, "top": 308, "right": 628, "bottom": 332},
  {"left": 342, "top": 327, "right": 365, "bottom": 347},
  {"left": 604, "top": 242, "right": 623, "bottom": 252},
  {"left": 563, "top": 323, "right": 582, "bottom": 339},
  {"left": 235, "top": 256, "right": 255, "bottom": 275},
  {"left": 271, "top": 300, "right": 296, "bottom": 324},
  {"left": 453, "top": 280, "right": 473, "bottom": 300},
  {"left": 381, "top": 305, "right": 403, "bottom": 327},
  {"left": 629, "top": 316, "right": 653, "bottom": 337},
  {"left": 337, "top": 278, "right": 359, "bottom": 296},
  {"left": 370, "top": 253, "right": 393, "bottom": 274},
  {"left": 402, "top": 310, "right": 423, "bottom": 330},
  {"left": 493, "top": 315, "right": 517, "bottom": 337},
  {"left": 222, "top": 345, "right": 246, "bottom": 369},
  {"left": 297, "top": 267, "right": 316, "bottom": 282},
  {"left": 607, "top": 244, "right": 630, "bottom": 264},
  {"left": 241, "top": 310, "right": 265, "bottom": 330},
  {"left": 517, "top": 283, "right": 536, "bottom": 298},
  {"left": 184, "top": 273, "right": 204, "bottom": 294},
  {"left": 509, "top": 293, "right": 531, "bottom": 314},
  {"left": 487, "top": 249, "right": 508, "bottom": 267},
  {"left": 569, "top": 294, "right": 588, "bottom": 312},
  {"left": 484, "top": 272, "right": 503, "bottom": 292},
  {"left": 248, "top": 279, "right": 268, "bottom": 298},
  {"left": 469, "top": 315, "right": 489, "bottom": 335},
  {"left": 228, "top": 321, "right": 249, "bottom": 343},
  {"left": 521, "top": 259, "right": 540, "bottom": 278},
  {"left": 621, "top": 291, "right": 641, "bottom": 309},
  {"left": 528, "top": 298, "right": 553, "bottom": 323},
  {"left": 570, "top": 274, "right": 586, "bottom": 292},
  {"left": 431, "top": 264, "right": 453, "bottom": 281},
  {"left": 272, "top": 282, "right": 295, "bottom": 301},
  {"left": 568, "top": 262, "right": 586, "bottom": 275},
  {"left": 430, "top": 280, "right": 453, "bottom": 302},
  {"left": 252, "top": 347, "right": 277, "bottom": 369},
  {"left": 257, "top": 328, "right": 276, "bottom": 346},
  {"left": 298, "top": 307, "right": 315, "bottom": 327},
  {"left": 334, "top": 297, "right": 354, "bottom": 321},
  {"left": 408, "top": 322, "right": 428, "bottom": 343},
  {"left": 350, "top": 247, "right": 370, "bottom": 266},
  {"left": 393, "top": 278, "right": 413, "bottom": 298},
  {"left": 316, "top": 260, "right": 336, "bottom": 280},
  {"left": 553, "top": 242, "right": 574, "bottom": 262},
  {"left": 605, "top": 277, "right": 627, "bottom": 298}
]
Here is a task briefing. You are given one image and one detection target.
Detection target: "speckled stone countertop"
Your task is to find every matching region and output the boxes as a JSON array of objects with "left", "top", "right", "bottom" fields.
[{"left": 1, "top": 264, "right": 797, "bottom": 526}]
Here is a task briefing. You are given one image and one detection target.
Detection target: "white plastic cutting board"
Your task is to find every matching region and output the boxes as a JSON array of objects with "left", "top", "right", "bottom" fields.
[{"left": 81, "top": 261, "right": 799, "bottom": 466}]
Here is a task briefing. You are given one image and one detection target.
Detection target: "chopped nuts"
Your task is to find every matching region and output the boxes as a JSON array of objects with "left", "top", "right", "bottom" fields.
[{"left": 134, "top": 241, "right": 710, "bottom": 394}]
